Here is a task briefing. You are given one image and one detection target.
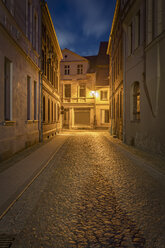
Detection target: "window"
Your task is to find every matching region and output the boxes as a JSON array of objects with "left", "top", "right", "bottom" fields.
[
  {"left": 43, "top": 95, "right": 45, "bottom": 122},
  {"left": 64, "top": 84, "right": 71, "bottom": 98},
  {"left": 33, "top": 13, "right": 38, "bottom": 51},
  {"left": 101, "top": 110, "right": 109, "bottom": 124},
  {"left": 54, "top": 103, "right": 56, "bottom": 122},
  {"left": 27, "top": 76, "right": 31, "bottom": 120},
  {"left": 52, "top": 101, "right": 53, "bottom": 122},
  {"left": 79, "top": 84, "right": 86, "bottom": 97},
  {"left": 27, "top": 0, "right": 32, "bottom": 41},
  {"left": 77, "top": 64, "right": 83, "bottom": 74},
  {"left": 34, "top": 81, "right": 37, "bottom": 120},
  {"left": 100, "top": 91, "right": 108, "bottom": 101},
  {"left": 128, "top": 22, "right": 133, "bottom": 55},
  {"left": 48, "top": 99, "right": 50, "bottom": 123},
  {"left": 133, "top": 82, "right": 140, "bottom": 121},
  {"left": 4, "top": 57, "right": 13, "bottom": 121},
  {"left": 135, "top": 10, "right": 141, "bottom": 49},
  {"left": 64, "top": 65, "right": 70, "bottom": 75}
]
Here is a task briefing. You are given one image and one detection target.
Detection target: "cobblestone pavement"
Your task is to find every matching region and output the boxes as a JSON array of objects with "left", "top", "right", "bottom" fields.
[{"left": 0, "top": 132, "right": 165, "bottom": 247}]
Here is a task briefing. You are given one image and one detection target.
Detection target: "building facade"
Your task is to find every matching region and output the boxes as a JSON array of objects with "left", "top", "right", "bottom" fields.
[
  {"left": 87, "top": 42, "right": 110, "bottom": 129},
  {"left": 60, "top": 44, "right": 110, "bottom": 130},
  {"left": 60, "top": 49, "right": 96, "bottom": 129},
  {"left": 41, "top": 2, "right": 63, "bottom": 140},
  {"left": 0, "top": 0, "right": 41, "bottom": 161},
  {"left": 122, "top": 0, "right": 165, "bottom": 155},
  {"left": 107, "top": 0, "right": 123, "bottom": 139}
]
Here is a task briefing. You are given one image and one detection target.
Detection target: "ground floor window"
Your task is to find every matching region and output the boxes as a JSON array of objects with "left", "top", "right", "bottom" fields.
[{"left": 101, "top": 109, "right": 109, "bottom": 124}]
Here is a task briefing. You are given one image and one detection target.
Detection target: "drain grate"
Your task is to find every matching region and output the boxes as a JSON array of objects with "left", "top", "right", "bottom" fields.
[{"left": 0, "top": 235, "right": 15, "bottom": 248}]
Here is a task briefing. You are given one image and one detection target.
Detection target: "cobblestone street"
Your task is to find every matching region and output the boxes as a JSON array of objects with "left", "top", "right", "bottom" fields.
[{"left": 0, "top": 132, "right": 165, "bottom": 248}]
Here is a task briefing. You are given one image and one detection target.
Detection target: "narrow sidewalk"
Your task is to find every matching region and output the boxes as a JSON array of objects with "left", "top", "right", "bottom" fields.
[{"left": 0, "top": 134, "right": 68, "bottom": 219}]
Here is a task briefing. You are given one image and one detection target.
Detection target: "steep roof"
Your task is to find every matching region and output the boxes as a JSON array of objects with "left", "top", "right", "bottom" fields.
[{"left": 85, "top": 42, "right": 109, "bottom": 86}]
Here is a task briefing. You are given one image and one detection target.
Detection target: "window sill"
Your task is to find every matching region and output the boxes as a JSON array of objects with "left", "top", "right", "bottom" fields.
[
  {"left": 25, "top": 120, "right": 34, "bottom": 124},
  {"left": 33, "top": 120, "right": 39, "bottom": 123},
  {"left": 2, "top": 121, "right": 16, "bottom": 126}
]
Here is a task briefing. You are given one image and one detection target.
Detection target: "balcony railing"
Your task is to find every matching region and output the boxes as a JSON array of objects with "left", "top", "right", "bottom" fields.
[{"left": 62, "top": 97, "right": 95, "bottom": 104}]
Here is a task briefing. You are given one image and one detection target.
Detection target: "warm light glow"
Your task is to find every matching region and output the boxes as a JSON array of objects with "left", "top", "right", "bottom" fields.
[{"left": 90, "top": 91, "right": 99, "bottom": 98}]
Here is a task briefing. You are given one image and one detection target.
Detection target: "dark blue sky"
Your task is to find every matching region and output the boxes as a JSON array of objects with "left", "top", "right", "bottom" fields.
[{"left": 46, "top": 0, "right": 116, "bottom": 56}]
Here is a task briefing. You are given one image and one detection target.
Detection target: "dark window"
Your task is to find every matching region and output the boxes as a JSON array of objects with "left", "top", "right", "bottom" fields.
[
  {"left": 48, "top": 99, "right": 50, "bottom": 123},
  {"left": 100, "top": 91, "right": 108, "bottom": 101},
  {"left": 79, "top": 84, "right": 86, "bottom": 97},
  {"left": 27, "top": 76, "right": 31, "bottom": 120},
  {"left": 64, "top": 65, "right": 70, "bottom": 75},
  {"left": 105, "top": 110, "right": 109, "bottom": 123},
  {"left": 43, "top": 96, "right": 45, "bottom": 122},
  {"left": 77, "top": 64, "right": 83, "bottom": 74},
  {"left": 34, "top": 81, "right": 37, "bottom": 120},
  {"left": 64, "top": 84, "right": 71, "bottom": 98},
  {"left": 4, "top": 57, "right": 12, "bottom": 121}
]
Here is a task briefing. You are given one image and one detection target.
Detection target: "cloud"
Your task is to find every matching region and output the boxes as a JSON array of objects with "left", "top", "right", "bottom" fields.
[
  {"left": 56, "top": 29, "right": 77, "bottom": 48},
  {"left": 71, "top": 0, "right": 111, "bottom": 38}
]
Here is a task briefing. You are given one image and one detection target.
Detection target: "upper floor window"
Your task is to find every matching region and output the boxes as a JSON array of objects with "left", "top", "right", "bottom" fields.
[
  {"left": 79, "top": 84, "right": 86, "bottom": 97},
  {"left": 135, "top": 10, "right": 141, "bottom": 49},
  {"left": 132, "top": 82, "right": 140, "bottom": 121},
  {"left": 77, "top": 64, "right": 83, "bottom": 74},
  {"left": 100, "top": 91, "right": 108, "bottom": 101},
  {"left": 64, "top": 84, "right": 71, "bottom": 98},
  {"left": 64, "top": 65, "right": 70, "bottom": 75},
  {"left": 128, "top": 22, "right": 133, "bottom": 56}
]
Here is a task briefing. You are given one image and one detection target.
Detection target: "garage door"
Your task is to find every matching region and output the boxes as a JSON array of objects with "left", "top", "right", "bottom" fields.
[{"left": 74, "top": 108, "right": 90, "bottom": 125}]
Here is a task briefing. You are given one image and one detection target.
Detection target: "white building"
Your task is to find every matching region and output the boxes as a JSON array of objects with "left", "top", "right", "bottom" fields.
[{"left": 123, "top": 0, "right": 165, "bottom": 155}]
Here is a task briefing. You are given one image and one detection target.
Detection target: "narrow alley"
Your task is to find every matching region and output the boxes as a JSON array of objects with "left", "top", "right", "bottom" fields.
[{"left": 0, "top": 132, "right": 165, "bottom": 248}]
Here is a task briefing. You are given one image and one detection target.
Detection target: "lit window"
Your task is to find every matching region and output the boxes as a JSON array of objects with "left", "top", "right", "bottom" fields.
[
  {"left": 79, "top": 84, "right": 86, "bottom": 97},
  {"left": 77, "top": 64, "right": 83, "bottom": 74},
  {"left": 133, "top": 82, "right": 140, "bottom": 121},
  {"left": 100, "top": 91, "right": 108, "bottom": 101},
  {"left": 64, "top": 65, "right": 70, "bottom": 75}
]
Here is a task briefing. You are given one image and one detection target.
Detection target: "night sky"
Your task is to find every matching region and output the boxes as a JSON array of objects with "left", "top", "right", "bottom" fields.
[{"left": 46, "top": 0, "right": 116, "bottom": 56}]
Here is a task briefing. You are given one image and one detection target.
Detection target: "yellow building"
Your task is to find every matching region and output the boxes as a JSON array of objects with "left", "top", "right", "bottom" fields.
[
  {"left": 41, "top": 2, "right": 63, "bottom": 139},
  {"left": 60, "top": 42, "right": 110, "bottom": 130}
]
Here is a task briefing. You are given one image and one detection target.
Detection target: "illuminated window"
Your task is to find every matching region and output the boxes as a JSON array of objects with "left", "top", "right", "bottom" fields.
[
  {"left": 100, "top": 91, "right": 108, "bottom": 101},
  {"left": 77, "top": 64, "right": 83, "bottom": 74},
  {"left": 64, "top": 84, "right": 71, "bottom": 98},
  {"left": 133, "top": 82, "right": 140, "bottom": 121},
  {"left": 79, "top": 84, "right": 86, "bottom": 97},
  {"left": 64, "top": 65, "right": 70, "bottom": 75}
]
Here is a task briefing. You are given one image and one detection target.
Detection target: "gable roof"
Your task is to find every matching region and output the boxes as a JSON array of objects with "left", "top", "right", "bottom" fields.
[{"left": 61, "top": 48, "right": 88, "bottom": 62}]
